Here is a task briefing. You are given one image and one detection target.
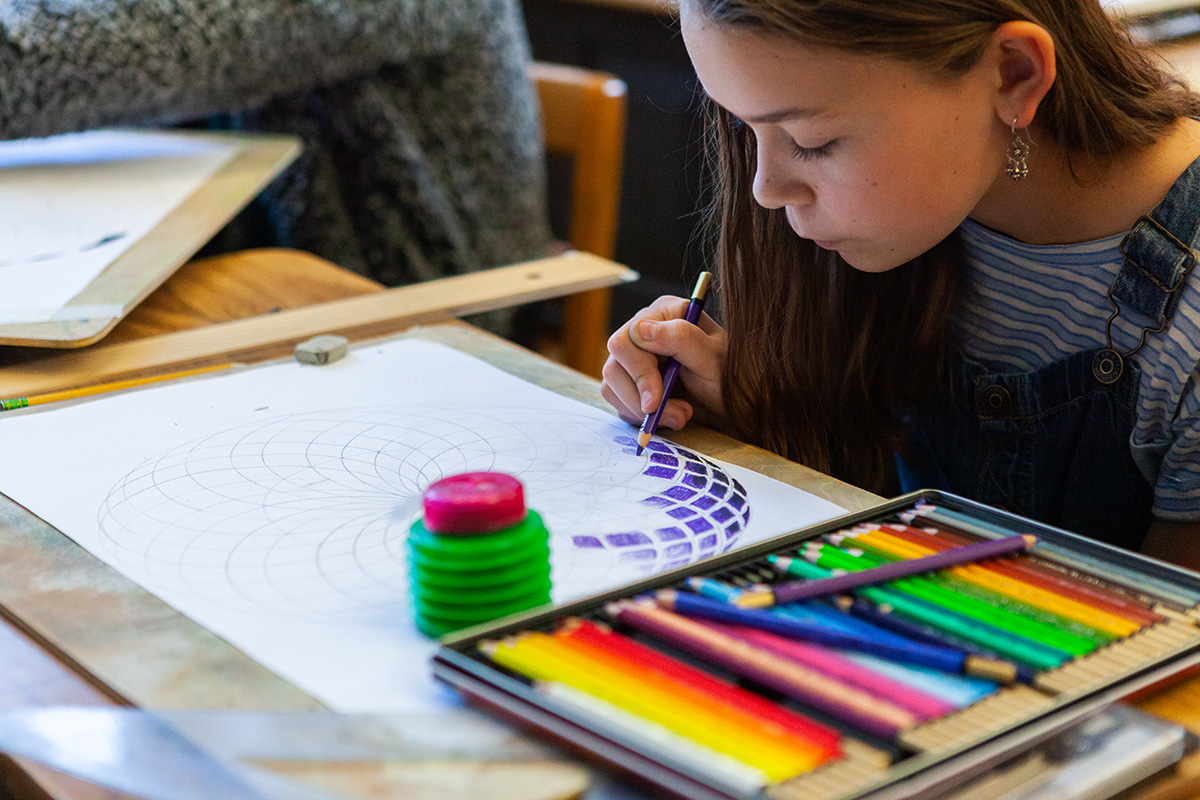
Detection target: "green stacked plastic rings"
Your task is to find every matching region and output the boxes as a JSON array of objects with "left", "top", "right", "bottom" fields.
[{"left": 408, "top": 472, "right": 552, "bottom": 638}]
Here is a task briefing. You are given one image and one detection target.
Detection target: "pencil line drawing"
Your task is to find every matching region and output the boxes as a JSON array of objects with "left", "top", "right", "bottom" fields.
[{"left": 97, "top": 406, "right": 751, "bottom": 619}]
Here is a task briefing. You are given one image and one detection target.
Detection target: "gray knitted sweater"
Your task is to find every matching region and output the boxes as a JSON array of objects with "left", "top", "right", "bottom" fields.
[{"left": 0, "top": 0, "right": 552, "bottom": 291}]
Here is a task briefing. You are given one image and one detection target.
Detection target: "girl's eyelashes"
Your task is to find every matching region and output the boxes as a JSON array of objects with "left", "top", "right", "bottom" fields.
[{"left": 791, "top": 139, "right": 838, "bottom": 160}]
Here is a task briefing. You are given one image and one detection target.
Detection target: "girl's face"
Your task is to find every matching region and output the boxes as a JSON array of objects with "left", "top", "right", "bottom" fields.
[{"left": 682, "top": 12, "right": 1010, "bottom": 272}]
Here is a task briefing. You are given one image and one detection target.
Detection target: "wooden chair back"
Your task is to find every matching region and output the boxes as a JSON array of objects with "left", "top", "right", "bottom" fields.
[{"left": 530, "top": 61, "right": 628, "bottom": 377}]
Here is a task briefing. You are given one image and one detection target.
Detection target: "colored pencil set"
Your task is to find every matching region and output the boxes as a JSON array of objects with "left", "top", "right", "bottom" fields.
[{"left": 435, "top": 493, "right": 1200, "bottom": 800}]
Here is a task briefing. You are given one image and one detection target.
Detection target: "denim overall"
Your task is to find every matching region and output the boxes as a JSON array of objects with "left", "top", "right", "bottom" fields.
[{"left": 898, "top": 161, "right": 1200, "bottom": 551}]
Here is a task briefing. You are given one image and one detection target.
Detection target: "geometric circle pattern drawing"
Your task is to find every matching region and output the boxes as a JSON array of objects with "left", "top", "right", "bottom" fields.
[{"left": 98, "top": 407, "right": 751, "bottom": 619}]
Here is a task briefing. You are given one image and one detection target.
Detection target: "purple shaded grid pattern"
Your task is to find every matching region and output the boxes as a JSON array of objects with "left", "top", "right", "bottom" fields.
[{"left": 581, "top": 435, "right": 753, "bottom": 570}]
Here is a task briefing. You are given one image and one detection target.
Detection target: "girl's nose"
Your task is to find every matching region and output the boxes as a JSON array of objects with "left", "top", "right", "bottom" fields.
[{"left": 751, "top": 141, "right": 816, "bottom": 210}]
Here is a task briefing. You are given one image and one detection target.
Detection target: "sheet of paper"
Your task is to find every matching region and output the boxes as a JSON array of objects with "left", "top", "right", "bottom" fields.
[
  {"left": 0, "top": 339, "right": 845, "bottom": 712},
  {"left": 0, "top": 130, "right": 236, "bottom": 323}
]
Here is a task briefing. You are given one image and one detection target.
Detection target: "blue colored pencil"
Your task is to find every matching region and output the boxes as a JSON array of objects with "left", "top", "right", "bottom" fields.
[
  {"left": 635, "top": 272, "right": 712, "bottom": 455},
  {"left": 841, "top": 653, "right": 996, "bottom": 707},
  {"left": 686, "top": 576, "right": 743, "bottom": 603},
  {"left": 653, "top": 590, "right": 1019, "bottom": 682}
]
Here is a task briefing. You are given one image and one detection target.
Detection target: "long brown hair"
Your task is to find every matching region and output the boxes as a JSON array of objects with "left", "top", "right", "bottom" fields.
[{"left": 694, "top": 0, "right": 1200, "bottom": 492}]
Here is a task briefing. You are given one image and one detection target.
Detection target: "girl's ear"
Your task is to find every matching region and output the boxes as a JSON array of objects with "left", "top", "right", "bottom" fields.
[{"left": 987, "top": 21, "right": 1056, "bottom": 129}]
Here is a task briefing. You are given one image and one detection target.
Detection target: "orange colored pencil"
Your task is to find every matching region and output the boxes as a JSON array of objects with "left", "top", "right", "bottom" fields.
[
  {"left": 873, "top": 523, "right": 1162, "bottom": 627},
  {"left": 846, "top": 527, "right": 1138, "bottom": 637},
  {"left": 892, "top": 517, "right": 1168, "bottom": 624},
  {"left": 551, "top": 624, "right": 833, "bottom": 761}
]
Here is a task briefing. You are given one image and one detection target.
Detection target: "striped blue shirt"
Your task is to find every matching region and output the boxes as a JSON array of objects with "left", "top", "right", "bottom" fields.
[{"left": 952, "top": 217, "right": 1200, "bottom": 520}]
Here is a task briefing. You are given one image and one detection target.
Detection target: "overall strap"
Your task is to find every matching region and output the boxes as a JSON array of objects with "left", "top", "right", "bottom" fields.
[{"left": 1095, "top": 157, "right": 1200, "bottom": 384}]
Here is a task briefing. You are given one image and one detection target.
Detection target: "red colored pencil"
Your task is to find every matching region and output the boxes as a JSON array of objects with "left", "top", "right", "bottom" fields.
[{"left": 558, "top": 619, "right": 841, "bottom": 755}]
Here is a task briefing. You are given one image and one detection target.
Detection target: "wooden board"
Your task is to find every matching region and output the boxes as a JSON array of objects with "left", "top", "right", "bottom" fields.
[
  {"left": 0, "top": 131, "right": 302, "bottom": 349},
  {"left": 0, "top": 251, "right": 639, "bottom": 398}
]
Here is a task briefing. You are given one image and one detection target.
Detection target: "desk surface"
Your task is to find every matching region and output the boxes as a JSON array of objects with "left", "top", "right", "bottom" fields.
[{"left": 0, "top": 251, "right": 1198, "bottom": 800}]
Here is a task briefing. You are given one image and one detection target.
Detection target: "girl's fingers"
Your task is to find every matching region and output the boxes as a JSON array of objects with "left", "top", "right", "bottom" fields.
[{"left": 602, "top": 296, "right": 726, "bottom": 428}]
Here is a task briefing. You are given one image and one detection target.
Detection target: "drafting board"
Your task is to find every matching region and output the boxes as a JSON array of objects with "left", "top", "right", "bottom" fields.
[
  {"left": 0, "top": 330, "right": 849, "bottom": 714},
  {"left": 0, "top": 130, "right": 301, "bottom": 349},
  {"left": 1103, "top": 0, "right": 1200, "bottom": 16}
]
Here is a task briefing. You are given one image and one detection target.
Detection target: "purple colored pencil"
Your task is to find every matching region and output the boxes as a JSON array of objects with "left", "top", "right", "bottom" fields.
[
  {"left": 635, "top": 272, "right": 712, "bottom": 455},
  {"left": 737, "top": 533, "right": 1039, "bottom": 609}
]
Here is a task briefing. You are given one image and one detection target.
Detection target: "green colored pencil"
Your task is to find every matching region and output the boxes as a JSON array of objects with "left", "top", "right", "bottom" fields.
[
  {"left": 857, "top": 586, "right": 1070, "bottom": 670},
  {"left": 816, "top": 541, "right": 1111, "bottom": 649},
  {"left": 773, "top": 550, "right": 1072, "bottom": 670}
]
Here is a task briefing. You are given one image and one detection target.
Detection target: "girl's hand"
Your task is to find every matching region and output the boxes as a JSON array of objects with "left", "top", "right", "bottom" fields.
[{"left": 601, "top": 295, "right": 727, "bottom": 432}]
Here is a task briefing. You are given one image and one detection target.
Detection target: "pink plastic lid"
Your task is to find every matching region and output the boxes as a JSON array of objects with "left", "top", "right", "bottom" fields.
[{"left": 421, "top": 472, "right": 527, "bottom": 535}]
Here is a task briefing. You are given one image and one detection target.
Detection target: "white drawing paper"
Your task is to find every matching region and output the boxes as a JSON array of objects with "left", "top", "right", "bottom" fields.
[
  {"left": 0, "top": 130, "right": 236, "bottom": 323},
  {"left": 0, "top": 339, "right": 846, "bottom": 711}
]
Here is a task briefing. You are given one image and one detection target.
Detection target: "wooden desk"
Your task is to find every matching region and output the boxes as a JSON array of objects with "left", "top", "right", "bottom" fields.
[{"left": 0, "top": 250, "right": 1197, "bottom": 800}]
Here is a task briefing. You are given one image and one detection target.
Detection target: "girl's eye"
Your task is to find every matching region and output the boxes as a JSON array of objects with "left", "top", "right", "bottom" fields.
[{"left": 791, "top": 139, "right": 837, "bottom": 160}]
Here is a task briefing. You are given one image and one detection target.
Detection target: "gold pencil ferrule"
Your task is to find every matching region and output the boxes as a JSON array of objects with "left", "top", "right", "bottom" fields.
[
  {"left": 733, "top": 591, "right": 775, "bottom": 609},
  {"left": 963, "top": 655, "right": 1019, "bottom": 684}
]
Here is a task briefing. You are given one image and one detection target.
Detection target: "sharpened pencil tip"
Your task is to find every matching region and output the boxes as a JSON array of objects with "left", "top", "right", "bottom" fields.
[
  {"left": 1021, "top": 534, "right": 1039, "bottom": 548},
  {"left": 635, "top": 429, "right": 652, "bottom": 454}
]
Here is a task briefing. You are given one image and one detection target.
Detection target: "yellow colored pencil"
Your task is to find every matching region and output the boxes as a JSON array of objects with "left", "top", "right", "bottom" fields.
[
  {"left": 534, "top": 680, "right": 770, "bottom": 794},
  {"left": 485, "top": 634, "right": 823, "bottom": 778},
  {"left": 511, "top": 633, "right": 824, "bottom": 769},
  {"left": 854, "top": 528, "right": 1139, "bottom": 637},
  {"left": 0, "top": 363, "right": 233, "bottom": 412}
]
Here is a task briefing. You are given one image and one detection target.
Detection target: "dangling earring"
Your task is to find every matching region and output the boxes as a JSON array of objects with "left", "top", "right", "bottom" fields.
[{"left": 1006, "top": 118, "right": 1029, "bottom": 181}]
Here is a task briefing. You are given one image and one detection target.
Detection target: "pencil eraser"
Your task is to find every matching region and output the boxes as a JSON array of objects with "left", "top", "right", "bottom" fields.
[{"left": 294, "top": 334, "right": 349, "bottom": 365}]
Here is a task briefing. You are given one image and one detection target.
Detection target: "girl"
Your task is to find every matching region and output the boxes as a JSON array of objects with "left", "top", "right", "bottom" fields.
[{"left": 601, "top": 0, "right": 1200, "bottom": 569}]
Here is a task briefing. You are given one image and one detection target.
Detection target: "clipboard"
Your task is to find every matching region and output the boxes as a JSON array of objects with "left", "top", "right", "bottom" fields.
[{"left": 0, "top": 130, "right": 302, "bottom": 349}]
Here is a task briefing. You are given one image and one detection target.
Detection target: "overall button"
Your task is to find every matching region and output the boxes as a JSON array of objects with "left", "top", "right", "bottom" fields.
[
  {"left": 1092, "top": 348, "right": 1124, "bottom": 385},
  {"left": 980, "top": 384, "right": 1012, "bottom": 414}
]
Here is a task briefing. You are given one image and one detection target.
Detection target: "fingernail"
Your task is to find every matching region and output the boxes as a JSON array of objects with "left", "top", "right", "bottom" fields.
[
  {"left": 638, "top": 321, "right": 655, "bottom": 341},
  {"left": 641, "top": 390, "right": 653, "bottom": 410}
]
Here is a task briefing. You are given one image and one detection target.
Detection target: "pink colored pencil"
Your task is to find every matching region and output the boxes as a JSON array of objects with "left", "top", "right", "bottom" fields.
[{"left": 697, "top": 619, "right": 955, "bottom": 720}]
